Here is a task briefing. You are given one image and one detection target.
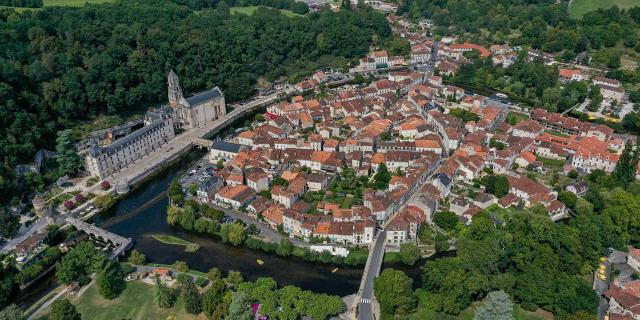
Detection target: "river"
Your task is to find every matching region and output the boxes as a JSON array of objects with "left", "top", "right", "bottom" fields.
[
  {"left": 18, "top": 151, "right": 454, "bottom": 309},
  {"left": 93, "top": 153, "right": 364, "bottom": 296}
]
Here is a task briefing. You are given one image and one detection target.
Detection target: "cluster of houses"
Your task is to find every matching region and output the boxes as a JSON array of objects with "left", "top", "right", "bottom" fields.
[
  {"left": 604, "top": 246, "right": 640, "bottom": 320},
  {"left": 200, "top": 71, "right": 451, "bottom": 246},
  {"left": 558, "top": 70, "right": 626, "bottom": 104},
  {"left": 190, "top": 15, "right": 633, "bottom": 246},
  {"left": 194, "top": 49, "right": 631, "bottom": 246}
]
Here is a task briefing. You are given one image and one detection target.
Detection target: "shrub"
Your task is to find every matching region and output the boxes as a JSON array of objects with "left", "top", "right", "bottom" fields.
[
  {"left": 195, "top": 277, "right": 209, "bottom": 287},
  {"left": 100, "top": 180, "right": 111, "bottom": 190},
  {"left": 74, "top": 193, "right": 85, "bottom": 203},
  {"left": 63, "top": 200, "right": 75, "bottom": 210}
]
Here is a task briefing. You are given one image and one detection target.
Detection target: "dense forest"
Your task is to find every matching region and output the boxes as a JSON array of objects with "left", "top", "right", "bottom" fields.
[
  {"left": 398, "top": 0, "right": 640, "bottom": 59},
  {"left": 0, "top": 0, "right": 390, "bottom": 207}
]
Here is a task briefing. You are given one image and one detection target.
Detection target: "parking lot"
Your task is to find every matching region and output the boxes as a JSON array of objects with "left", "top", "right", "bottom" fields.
[{"left": 179, "top": 157, "right": 218, "bottom": 190}]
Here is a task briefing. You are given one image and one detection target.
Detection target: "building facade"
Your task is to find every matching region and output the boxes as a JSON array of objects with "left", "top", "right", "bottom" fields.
[
  {"left": 85, "top": 71, "right": 226, "bottom": 178},
  {"left": 168, "top": 70, "right": 226, "bottom": 130}
]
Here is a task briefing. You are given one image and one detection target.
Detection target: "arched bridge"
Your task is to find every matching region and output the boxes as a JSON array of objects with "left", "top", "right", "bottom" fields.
[{"left": 65, "top": 217, "right": 133, "bottom": 260}]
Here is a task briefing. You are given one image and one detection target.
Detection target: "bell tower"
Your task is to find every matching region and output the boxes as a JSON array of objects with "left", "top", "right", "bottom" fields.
[{"left": 167, "top": 69, "right": 184, "bottom": 108}]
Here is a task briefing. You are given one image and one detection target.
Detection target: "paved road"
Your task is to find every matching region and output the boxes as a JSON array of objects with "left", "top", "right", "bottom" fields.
[
  {"left": 212, "top": 205, "right": 309, "bottom": 247},
  {"left": 1, "top": 218, "right": 48, "bottom": 254},
  {"left": 358, "top": 230, "right": 386, "bottom": 320},
  {"left": 594, "top": 257, "right": 612, "bottom": 320}
]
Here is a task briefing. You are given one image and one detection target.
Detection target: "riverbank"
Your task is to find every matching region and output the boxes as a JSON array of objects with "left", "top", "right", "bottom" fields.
[{"left": 97, "top": 157, "right": 364, "bottom": 296}]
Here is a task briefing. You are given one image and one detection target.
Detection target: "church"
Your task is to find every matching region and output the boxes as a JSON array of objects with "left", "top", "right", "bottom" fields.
[
  {"left": 83, "top": 71, "right": 226, "bottom": 178},
  {"left": 168, "top": 70, "right": 226, "bottom": 130}
]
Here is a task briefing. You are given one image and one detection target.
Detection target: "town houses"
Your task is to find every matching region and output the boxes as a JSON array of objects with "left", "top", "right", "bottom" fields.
[{"left": 182, "top": 14, "right": 632, "bottom": 249}]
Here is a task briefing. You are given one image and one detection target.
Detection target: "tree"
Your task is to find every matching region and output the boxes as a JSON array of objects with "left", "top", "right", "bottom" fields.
[
  {"left": 558, "top": 191, "right": 578, "bottom": 210},
  {"left": 206, "top": 267, "right": 222, "bottom": 282},
  {"left": 473, "top": 290, "right": 515, "bottom": 320},
  {"left": 0, "top": 304, "right": 24, "bottom": 320},
  {"left": 182, "top": 278, "right": 203, "bottom": 314},
  {"left": 127, "top": 249, "right": 145, "bottom": 265},
  {"left": 154, "top": 276, "right": 175, "bottom": 308},
  {"left": 371, "top": 163, "right": 392, "bottom": 190},
  {"left": 276, "top": 239, "right": 294, "bottom": 257},
  {"left": 219, "top": 223, "right": 246, "bottom": 246},
  {"left": 168, "top": 179, "right": 183, "bottom": 204},
  {"left": 226, "top": 291, "right": 253, "bottom": 320},
  {"left": 614, "top": 141, "right": 639, "bottom": 185},
  {"left": 56, "top": 129, "right": 82, "bottom": 176},
  {"left": 484, "top": 175, "right": 509, "bottom": 197},
  {"left": 173, "top": 260, "right": 189, "bottom": 273},
  {"left": 0, "top": 209, "right": 19, "bottom": 239},
  {"left": 226, "top": 270, "right": 243, "bottom": 289},
  {"left": 49, "top": 299, "right": 81, "bottom": 320},
  {"left": 399, "top": 243, "right": 420, "bottom": 266},
  {"left": 575, "top": 198, "right": 594, "bottom": 215},
  {"left": 56, "top": 241, "right": 104, "bottom": 284},
  {"left": 203, "top": 280, "right": 227, "bottom": 319},
  {"left": 374, "top": 269, "right": 417, "bottom": 317},
  {"left": 94, "top": 194, "right": 116, "bottom": 210},
  {"left": 97, "top": 260, "right": 125, "bottom": 299},
  {"left": 434, "top": 211, "right": 458, "bottom": 231}
]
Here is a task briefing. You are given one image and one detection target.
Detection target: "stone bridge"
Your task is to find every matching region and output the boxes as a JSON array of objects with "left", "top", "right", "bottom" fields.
[{"left": 65, "top": 217, "right": 133, "bottom": 260}]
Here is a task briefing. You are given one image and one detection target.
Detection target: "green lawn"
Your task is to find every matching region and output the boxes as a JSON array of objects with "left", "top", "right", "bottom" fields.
[
  {"left": 545, "top": 129, "right": 569, "bottom": 138},
  {"left": 569, "top": 0, "right": 640, "bottom": 19},
  {"left": 1, "top": 0, "right": 114, "bottom": 12},
  {"left": 506, "top": 111, "right": 529, "bottom": 126},
  {"left": 70, "top": 281, "right": 207, "bottom": 320},
  {"left": 340, "top": 195, "right": 354, "bottom": 209},
  {"left": 230, "top": 5, "right": 302, "bottom": 17},
  {"left": 152, "top": 234, "right": 195, "bottom": 246},
  {"left": 536, "top": 156, "right": 566, "bottom": 170}
]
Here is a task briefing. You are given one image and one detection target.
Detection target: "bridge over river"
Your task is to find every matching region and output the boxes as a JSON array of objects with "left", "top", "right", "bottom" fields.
[{"left": 65, "top": 217, "right": 133, "bottom": 260}]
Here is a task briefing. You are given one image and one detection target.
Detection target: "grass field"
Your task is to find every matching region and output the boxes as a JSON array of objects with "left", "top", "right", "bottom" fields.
[
  {"left": 230, "top": 5, "right": 301, "bottom": 17},
  {"left": 152, "top": 234, "right": 195, "bottom": 246},
  {"left": 506, "top": 111, "right": 529, "bottom": 126},
  {"left": 1, "top": 0, "right": 113, "bottom": 11},
  {"left": 569, "top": 0, "right": 640, "bottom": 19},
  {"left": 71, "top": 281, "right": 207, "bottom": 320}
]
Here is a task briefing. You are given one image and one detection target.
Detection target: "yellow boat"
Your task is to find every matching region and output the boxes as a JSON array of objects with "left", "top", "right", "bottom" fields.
[
  {"left": 599, "top": 274, "right": 606, "bottom": 281},
  {"left": 599, "top": 257, "right": 607, "bottom": 263},
  {"left": 331, "top": 268, "right": 339, "bottom": 273},
  {"left": 257, "top": 259, "right": 264, "bottom": 265}
]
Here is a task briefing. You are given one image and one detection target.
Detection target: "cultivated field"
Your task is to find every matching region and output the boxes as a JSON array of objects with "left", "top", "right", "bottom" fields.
[{"left": 569, "top": 0, "right": 640, "bottom": 19}]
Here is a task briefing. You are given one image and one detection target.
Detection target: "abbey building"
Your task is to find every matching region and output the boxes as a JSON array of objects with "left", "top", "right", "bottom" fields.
[
  {"left": 167, "top": 70, "right": 226, "bottom": 130},
  {"left": 83, "top": 71, "right": 226, "bottom": 179}
]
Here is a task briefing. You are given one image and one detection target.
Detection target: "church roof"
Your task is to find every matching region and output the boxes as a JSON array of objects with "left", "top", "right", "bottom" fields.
[
  {"left": 211, "top": 141, "right": 242, "bottom": 153},
  {"left": 186, "top": 87, "right": 223, "bottom": 107}
]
